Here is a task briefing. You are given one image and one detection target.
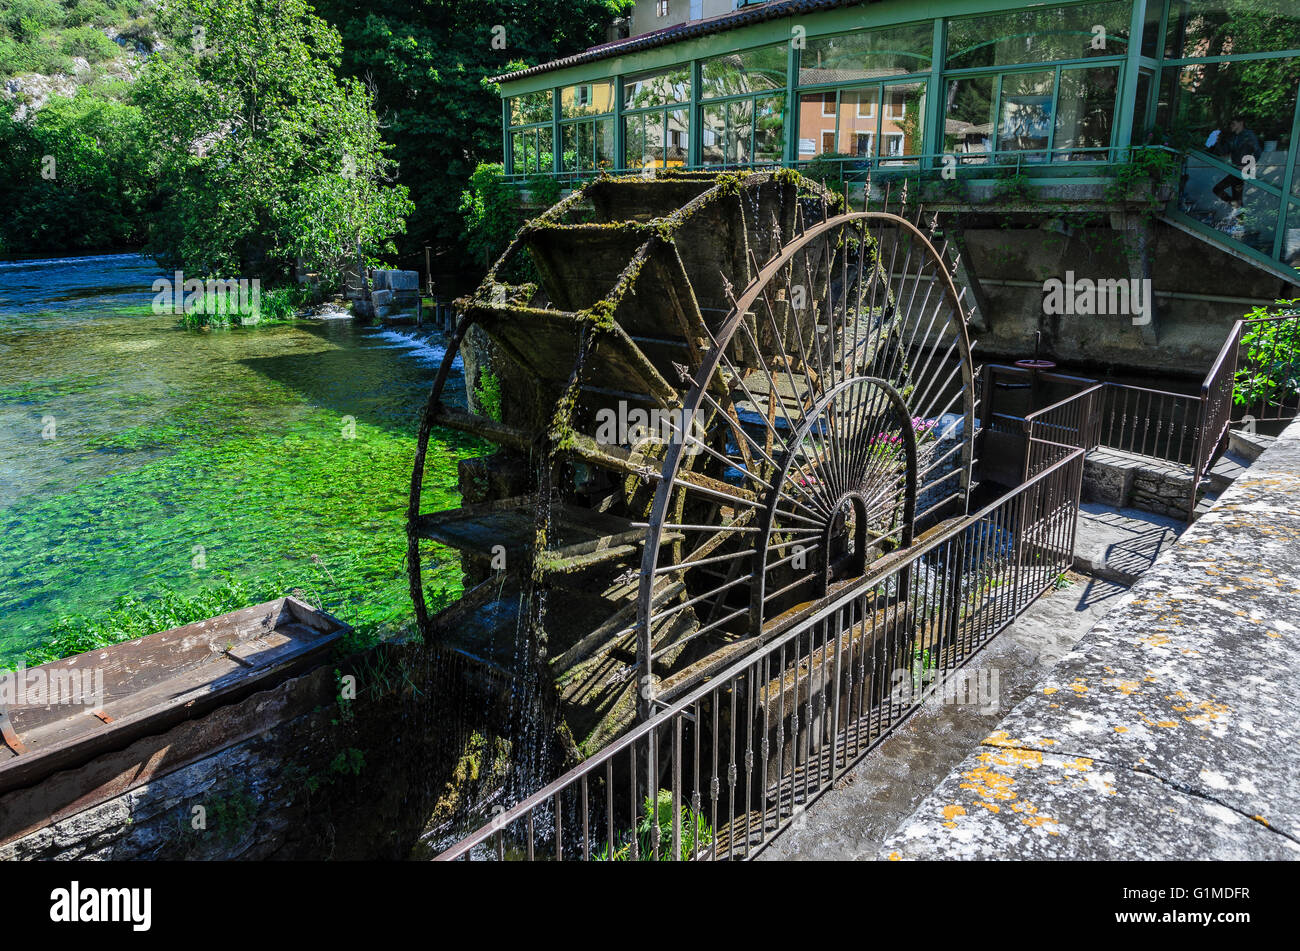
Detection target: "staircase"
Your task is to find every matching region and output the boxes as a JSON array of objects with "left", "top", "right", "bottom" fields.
[{"left": 1083, "top": 427, "right": 1271, "bottom": 522}]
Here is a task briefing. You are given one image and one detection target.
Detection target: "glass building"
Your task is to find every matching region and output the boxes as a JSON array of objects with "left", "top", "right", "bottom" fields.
[{"left": 495, "top": 0, "right": 1300, "bottom": 276}]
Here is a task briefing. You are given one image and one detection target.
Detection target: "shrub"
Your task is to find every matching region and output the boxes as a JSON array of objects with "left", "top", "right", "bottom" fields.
[{"left": 61, "top": 24, "right": 119, "bottom": 62}]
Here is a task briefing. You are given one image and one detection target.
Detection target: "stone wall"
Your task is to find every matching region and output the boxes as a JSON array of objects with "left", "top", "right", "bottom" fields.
[
  {"left": 1083, "top": 448, "right": 1198, "bottom": 520},
  {"left": 880, "top": 418, "right": 1300, "bottom": 859}
]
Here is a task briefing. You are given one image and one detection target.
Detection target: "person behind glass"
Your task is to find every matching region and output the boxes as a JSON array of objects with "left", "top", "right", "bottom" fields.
[{"left": 1208, "top": 114, "right": 1262, "bottom": 211}]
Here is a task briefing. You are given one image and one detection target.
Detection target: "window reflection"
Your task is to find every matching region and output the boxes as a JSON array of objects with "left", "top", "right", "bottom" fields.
[{"left": 997, "top": 71, "right": 1054, "bottom": 159}]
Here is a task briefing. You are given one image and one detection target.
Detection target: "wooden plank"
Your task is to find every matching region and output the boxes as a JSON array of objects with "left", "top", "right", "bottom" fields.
[{"left": 0, "top": 598, "right": 347, "bottom": 793}]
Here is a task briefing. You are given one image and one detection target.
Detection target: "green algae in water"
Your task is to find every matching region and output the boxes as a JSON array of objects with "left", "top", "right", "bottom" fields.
[
  {"left": 0, "top": 410, "right": 481, "bottom": 665},
  {"left": 0, "top": 254, "right": 483, "bottom": 666}
]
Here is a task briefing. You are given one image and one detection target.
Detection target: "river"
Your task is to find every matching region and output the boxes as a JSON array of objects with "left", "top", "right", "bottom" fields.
[{"left": 0, "top": 253, "right": 476, "bottom": 664}]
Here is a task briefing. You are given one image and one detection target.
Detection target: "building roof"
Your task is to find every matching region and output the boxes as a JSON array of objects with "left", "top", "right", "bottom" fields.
[{"left": 490, "top": 0, "right": 878, "bottom": 85}]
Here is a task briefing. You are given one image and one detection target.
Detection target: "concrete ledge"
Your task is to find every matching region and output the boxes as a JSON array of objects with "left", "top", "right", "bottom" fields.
[{"left": 880, "top": 419, "right": 1300, "bottom": 860}]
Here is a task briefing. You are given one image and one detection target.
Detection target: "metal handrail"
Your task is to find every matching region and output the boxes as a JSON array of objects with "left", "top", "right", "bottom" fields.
[
  {"left": 505, "top": 144, "right": 1183, "bottom": 188},
  {"left": 437, "top": 447, "right": 1086, "bottom": 861}
]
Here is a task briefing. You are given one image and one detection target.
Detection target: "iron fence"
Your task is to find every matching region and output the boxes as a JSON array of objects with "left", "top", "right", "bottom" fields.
[
  {"left": 437, "top": 448, "right": 1084, "bottom": 861},
  {"left": 1023, "top": 384, "right": 1104, "bottom": 480},
  {"left": 1097, "top": 383, "right": 1202, "bottom": 468}
]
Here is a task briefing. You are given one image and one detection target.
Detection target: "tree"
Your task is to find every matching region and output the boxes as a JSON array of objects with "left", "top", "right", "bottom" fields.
[
  {"left": 312, "top": 1, "right": 633, "bottom": 263},
  {"left": 0, "top": 90, "right": 152, "bottom": 255},
  {"left": 134, "top": 0, "right": 411, "bottom": 283}
]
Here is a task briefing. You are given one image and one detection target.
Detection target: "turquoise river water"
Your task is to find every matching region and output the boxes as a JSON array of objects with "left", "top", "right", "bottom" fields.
[{"left": 0, "top": 253, "right": 476, "bottom": 664}]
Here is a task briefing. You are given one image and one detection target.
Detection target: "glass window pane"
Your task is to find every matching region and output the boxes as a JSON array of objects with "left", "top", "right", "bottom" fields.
[
  {"left": 1182, "top": 160, "right": 1282, "bottom": 255},
  {"left": 946, "top": 1, "right": 1130, "bottom": 69},
  {"left": 595, "top": 118, "right": 615, "bottom": 171},
  {"left": 560, "top": 81, "right": 615, "bottom": 119},
  {"left": 578, "top": 122, "right": 594, "bottom": 171},
  {"left": 798, "top": 93, "right": 839, "bottom": 157},
  {"left": 667, "top": 107, "right": 690, "bottom": 166},
  {"left": 1131, "top": 70, "right": 1153, "bottom": 145},
  {"left": 727, "top": 99, "right": 755, "bottom": 164},
  {"left": 754, "top": 94, "right": 785, "bottom": 163},
  {"left": 1053, "top": 66, "right": 1119, "bottom": 159},
  {"left": 839, "top": 89, "right": 879, "bottom": 157},
  {"left": 625, "top": 114, "right": 648, "bottom": 169},
  {"left": 998, "top": 71, "right": 1055, "bottom": 159},
  {"left": 702, "top": 43, "right": 787, "bottom": 99},
  {"left": 701, "top": 103, "right": 729, "bottom": 165},
  {"left": 561, "top": 123, "right": 578, "bottom": 171},
  {"left": 1284, "top": 201, "right": 1300, "bottom": 266},
  {"left": 1171, "top": 59, "right": 1297, "bottom": 183},
  {"left": 944, "top": 75, "right": 996, "bottom": 163},
  {"left": 1166, "top": 0, "right": 1300, "bottom": 60},
  {"left": 509, "top": 90, "right": 553, "bottom": 127},
  {"left": 1142, "top": 0, "right": 1163, "bottom": 58},
  {"left": 624, "top": 66, "right": 691, "bottom": 110},
  {"left": 800, "top": 22, "right": 933, "bottom": 85},
  {"left": 881, "top": 82, "right": 925, "bottom": 163}
]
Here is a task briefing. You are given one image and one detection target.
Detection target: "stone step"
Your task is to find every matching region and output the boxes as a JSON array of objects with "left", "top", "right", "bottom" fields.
[
  {"left": 1072, "top": 503, "right": 1184, "bottom": 586},
  {"left": 1228, "top": 427, "right": 1276, "bottom": 463},
  {"left": 1206, "top": 449, "right": 1252, "bottom": 493}
]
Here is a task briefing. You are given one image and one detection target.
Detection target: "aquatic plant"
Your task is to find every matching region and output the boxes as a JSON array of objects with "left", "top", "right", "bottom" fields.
[{"left": 594, "top": 788, "right": 714, "bottom": 861}]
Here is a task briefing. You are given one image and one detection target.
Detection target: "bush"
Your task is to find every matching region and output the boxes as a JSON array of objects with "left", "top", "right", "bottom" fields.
[
  {"left": 594, "top": 789, "right": 714, "bottom": 861},
  {"left": 2, "top": 0, "right": 63, "bottom": 40},
  {"left": 61, "top": 24, "right": 119, "bottom": 62},
  {"left": 64, "top": 1, "right": 114, "bottom": 28},
  {"left": 459, "top": 162, "right": 520, "bottom": 268},
  {"left": 1235, "top": 300, "right": 1300, "bottom": 410}
]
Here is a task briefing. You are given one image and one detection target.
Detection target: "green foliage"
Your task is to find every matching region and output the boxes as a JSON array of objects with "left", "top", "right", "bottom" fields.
[
  {"left": 595, "top": 789, "right": 714, "bottom": 861},
  {"left": 0, "top": 90, "right": 151, "bottom": 255},
  {"left": 311, "top": 0, "right": 634, "bottom": 261},
  {"left": 990, "top": 169, "right": 1032, "bottom": 202},
  {"left": 801, "top": 151, "right": 853, "bottom": 189},
  {"left": 134, "top": 0, "right": 412, "bottom": 284},
  {"left": 0, "top": 0, "right": 152, "bottom": 78},
  {"left": 1235, "top": 300, "right": 1300, "bottom": 408},
  {"left": 173, "top": 285, "right": 299, "bottom": 329},
  {"left": 475, "top": 366, "right": 503, "bottom": 422},
  {"left": 7, "top": 576, "right": 286, "bottom": 669},
  {"left": 60, "top": 24, "right": 118, "bottom": 61},
  {"left": 205, "top": 785, "right": 258, "bottom": 843},
  {"left": 524, "top": 173, "right": 562, "bottom": 208},
  {"left": 329, "top": 747, "right": 366, "bottom": 777},
  {"left": 460, "top": 161, "right": 521, "bottom": 267},
  {"left": 1105, "top": 146, "right": 1178, "bottom": 207}
]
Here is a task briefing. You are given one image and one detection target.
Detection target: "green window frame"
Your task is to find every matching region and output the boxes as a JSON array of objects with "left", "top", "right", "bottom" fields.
[
  {"left": 560, "top": 81, "right": 616, "bottom": 176},
  {"left": 623, "top": 65, "right": 692, "bottom": 170},
  {"left": 507, "top": 89, "right": 555, "bottom": 176}
]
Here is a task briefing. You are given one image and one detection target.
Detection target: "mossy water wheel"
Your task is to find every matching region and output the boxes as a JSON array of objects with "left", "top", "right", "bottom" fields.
[{"left": 407, "top": 170, "right": 975, "bottom": 753}]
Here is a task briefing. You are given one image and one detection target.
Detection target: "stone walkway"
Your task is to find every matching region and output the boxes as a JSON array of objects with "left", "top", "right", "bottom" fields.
[
  {"left": 1072, "top": 503, "right": 1183, "bottom": 586},
  {"left": 878, "top": 420, "right": 1300, "bottom": 860}
]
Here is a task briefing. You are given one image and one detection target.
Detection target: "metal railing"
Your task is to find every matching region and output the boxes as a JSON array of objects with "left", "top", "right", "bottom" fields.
[
  {"left": 1097, "top": 383, "right": 1202, "bottom": 468},
  {"left": 437, "top": 448, "right": 1085, "bottom": 861},
  {"left": 507, "top": 145, "right": 1180, "bottom": 196},
  {"left": 1022, "top": 383, "right": 1104, "bottom": 480}
]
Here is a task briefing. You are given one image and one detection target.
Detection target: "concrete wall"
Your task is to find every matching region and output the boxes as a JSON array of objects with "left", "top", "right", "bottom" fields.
[
  {"left": 0, "top": 643, "right": 516, "bottom": 861},
  {"left": 955, "top": 213, "right": 1299, "bottom": 376},
  {"left": 630, "top": 0, "right": 740, "bottom": 37},
  {"left": 881, "top": 418, "right": 1300, "bottom": 859}
]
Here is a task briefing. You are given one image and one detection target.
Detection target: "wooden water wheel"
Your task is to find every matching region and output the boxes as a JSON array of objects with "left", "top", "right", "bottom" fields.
[{"left": 407, "top": 170, "right": 976, "bottom": 753}]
